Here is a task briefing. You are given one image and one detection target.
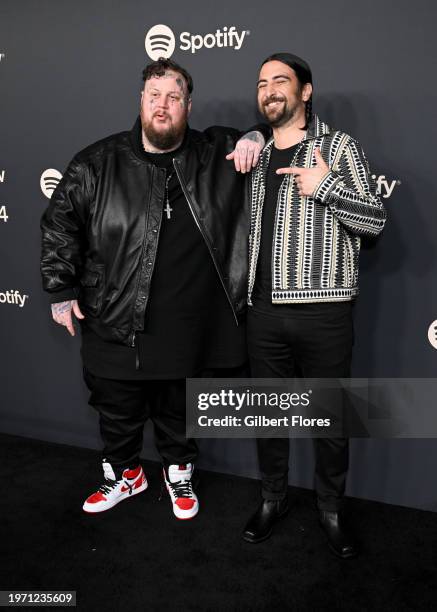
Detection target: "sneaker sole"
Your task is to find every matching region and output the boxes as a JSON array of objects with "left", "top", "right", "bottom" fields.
[{"left": 83, "top": 479, "right": 148, "bottom": 514}]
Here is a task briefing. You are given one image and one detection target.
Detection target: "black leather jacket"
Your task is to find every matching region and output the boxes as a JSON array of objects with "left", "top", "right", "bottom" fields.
[{"left": 41, "top": 117, "right": 259, "bottom": 346}]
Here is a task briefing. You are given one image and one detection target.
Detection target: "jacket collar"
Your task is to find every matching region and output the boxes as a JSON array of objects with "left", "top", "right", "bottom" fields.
[{"left": 306, "top": 114, "right": 332, "bottom": 139}]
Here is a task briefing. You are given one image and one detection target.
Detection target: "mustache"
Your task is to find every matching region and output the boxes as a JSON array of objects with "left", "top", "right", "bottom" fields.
[
  {"left": 153, "top": 111, "right": 171, "bottom": 119},
  {"left": 263, "top": 95, "right": 285, "bottom": 107}
]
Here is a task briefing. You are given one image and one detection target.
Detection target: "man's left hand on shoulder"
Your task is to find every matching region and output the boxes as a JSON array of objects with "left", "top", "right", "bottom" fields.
[
  {"left": 226, "top": 131, "right": 265, "bottom": 173},
  {"left": 276, "top": 147, "right": 330, "bottom": 197}
]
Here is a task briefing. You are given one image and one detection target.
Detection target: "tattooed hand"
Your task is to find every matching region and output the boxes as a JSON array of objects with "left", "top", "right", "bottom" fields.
[
  {"left": 226, "top": 131, "right": 265, "bottom": 173},
  {"left": 51, "top": 300, "right": 85, "bottom": 336}
]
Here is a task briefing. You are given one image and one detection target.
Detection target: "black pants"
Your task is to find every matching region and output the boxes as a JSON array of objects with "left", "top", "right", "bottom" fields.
[
  {"left": 247, "top": 303, "right": 353, "bottom": 511},
  {"left": 83, "top": 370, "right": 198, "bottom": 478}
]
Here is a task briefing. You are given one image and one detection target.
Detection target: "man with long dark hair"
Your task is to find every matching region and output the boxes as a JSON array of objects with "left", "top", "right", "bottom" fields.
[{"left": 243, "top": 53, "right": 387, "bottom": 557}]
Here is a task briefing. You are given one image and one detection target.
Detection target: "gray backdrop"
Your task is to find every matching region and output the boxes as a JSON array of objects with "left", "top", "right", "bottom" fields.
[{"left": 1, "top": 0, "right": 437, "bottom": 511}]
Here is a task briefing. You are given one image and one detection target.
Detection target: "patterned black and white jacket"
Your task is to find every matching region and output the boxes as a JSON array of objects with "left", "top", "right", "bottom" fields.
[{"left": 248, "top": 114, "right": 387, "bottom": 305}]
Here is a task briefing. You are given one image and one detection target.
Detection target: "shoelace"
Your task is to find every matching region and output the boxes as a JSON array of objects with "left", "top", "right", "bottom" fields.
[
  {"left": 169, "top": 479, "right": 194, "bottom": 498},
  {"left": 98, "top": 478, "right": 125, "bottom": 495}
]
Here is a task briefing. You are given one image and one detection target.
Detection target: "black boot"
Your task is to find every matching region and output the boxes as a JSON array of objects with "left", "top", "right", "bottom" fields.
[
  {"left": 318, "top": 510, "right": 358, "bottom": 559},
  {"left": 243, "top": 497, "right": 289, "bottom": 543}
]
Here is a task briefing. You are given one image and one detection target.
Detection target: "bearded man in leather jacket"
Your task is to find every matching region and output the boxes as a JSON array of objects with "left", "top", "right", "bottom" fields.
[{"left": 40, "top": 58, "right": 267, "bottom": 519}]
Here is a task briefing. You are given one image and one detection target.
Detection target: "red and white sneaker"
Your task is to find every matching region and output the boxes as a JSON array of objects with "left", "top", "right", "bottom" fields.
[
  {"left": 83, "top": 460, "right": 148, "bottom": 513},
  {"left": 163, "top": 463, "right": 199, "bottom": 520}
]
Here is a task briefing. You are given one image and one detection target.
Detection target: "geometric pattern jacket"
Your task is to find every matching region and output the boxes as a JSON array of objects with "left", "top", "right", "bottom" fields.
[{"left": 248, "top": 114, "right": 387, "bottom": 304}]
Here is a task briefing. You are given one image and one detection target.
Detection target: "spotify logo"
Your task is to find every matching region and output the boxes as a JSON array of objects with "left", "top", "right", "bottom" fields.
[
  {"left": 145, "top": 25, "right": 176, "bottom": 61},
  {"left": 40, "top": 169, "right": 62, "bottom": 199},
  {"left": 145, "top": 24, "right": 249, "bottom": 60},
  {"left": 428, "top": 320, "right": 437, "bottom": 350}
]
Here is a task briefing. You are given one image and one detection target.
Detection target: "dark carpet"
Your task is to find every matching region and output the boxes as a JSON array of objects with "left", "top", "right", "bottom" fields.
[{"left": 1, "top": 433, "right": 436, "bottom": 611}]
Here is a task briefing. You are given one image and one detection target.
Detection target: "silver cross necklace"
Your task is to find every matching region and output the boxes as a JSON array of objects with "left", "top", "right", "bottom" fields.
[{"left": 164, "top": 171, "right": 174, "bottom": 220}]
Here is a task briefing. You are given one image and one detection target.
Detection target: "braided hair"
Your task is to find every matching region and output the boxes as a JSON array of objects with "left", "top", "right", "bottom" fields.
[{"left": 304, "top": 95, "right": 313, "bottom": 131}]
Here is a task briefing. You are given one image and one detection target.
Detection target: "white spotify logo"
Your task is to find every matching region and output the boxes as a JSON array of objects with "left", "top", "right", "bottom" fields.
[
  {"left": 40, "top": 169, "right": 63, "bottom": 199},
  {"left": 371, "top": 174, "right": 401, "bottom": 199},
  {"left": 428, "top": 320, "right": 437, "bottom": 350},
  {"left": 0, "top": 290, "right": 28, "bottom": 308},
  {"left": 145, "top": 24, "right": 249, "bottom": 60},
  {"left": 145, "top": 25, "right": 176, "bottom": 61}
]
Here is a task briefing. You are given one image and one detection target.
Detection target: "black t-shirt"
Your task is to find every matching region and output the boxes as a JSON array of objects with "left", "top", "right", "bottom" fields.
[
  {"left": 81, "top": 136, "right": 245, "bottom": 379},
  {"left": 252, "top": 143, "right": 300, "bottom": 314}
]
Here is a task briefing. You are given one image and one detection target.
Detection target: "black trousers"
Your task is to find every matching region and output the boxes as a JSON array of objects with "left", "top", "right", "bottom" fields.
[
  {"left": 247, "top": 303, "right": 353, "bottom": 511},
  {"left": 83, "top": 370, "right": 198, "bottom": 478}
]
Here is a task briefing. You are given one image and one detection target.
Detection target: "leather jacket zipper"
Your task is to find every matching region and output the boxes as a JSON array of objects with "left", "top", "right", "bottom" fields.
[
  {"left": 131, "top": 331, "right": 140, "bottom": 370},
  {"left": 173, "top": 158, "right": 239, "bottom": 326},
  {"left": 129, "top": 165, "right": 157, "bottom": 353}
]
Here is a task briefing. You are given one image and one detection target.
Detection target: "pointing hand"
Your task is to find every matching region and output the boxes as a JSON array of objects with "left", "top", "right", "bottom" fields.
[{"left": 276, "top": 147, "right": 330, "bottom": 197}]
